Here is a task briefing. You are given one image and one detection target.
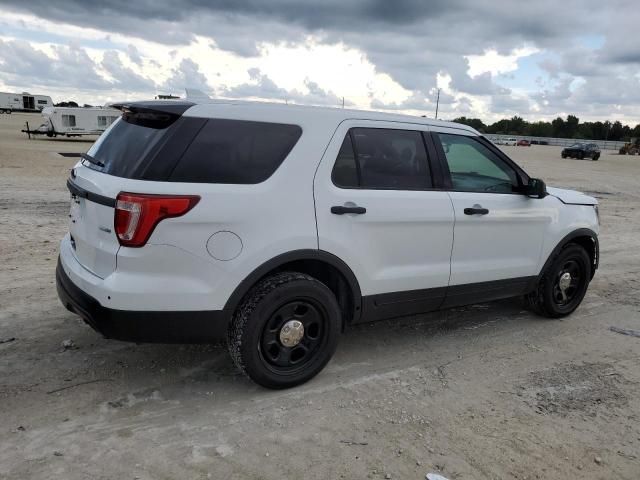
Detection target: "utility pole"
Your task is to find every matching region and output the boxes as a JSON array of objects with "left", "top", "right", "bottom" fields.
[{"left": 435, "top": 88, "right": 441, "bottom": 119}]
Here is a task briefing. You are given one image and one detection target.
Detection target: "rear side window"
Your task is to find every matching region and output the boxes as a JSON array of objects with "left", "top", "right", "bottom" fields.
[
  {"left": 170, "top": 120, "right": 302, "bottom": 184},
  {"left": 331, "top": 128, "right": 431, "bottom": 190}
]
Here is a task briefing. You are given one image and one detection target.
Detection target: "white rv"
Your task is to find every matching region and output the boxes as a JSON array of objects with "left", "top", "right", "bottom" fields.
[
  {"left": 32, "top": 107, "right": 121, "bottom": 137},
  {"left": 0, "top": 92, "right": 53, "bottom": 113}
]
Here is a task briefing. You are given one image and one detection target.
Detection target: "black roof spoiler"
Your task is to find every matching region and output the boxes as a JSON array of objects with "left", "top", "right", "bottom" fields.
[{"left": 109, "top": 101, "right": 195, "bottom": 116}]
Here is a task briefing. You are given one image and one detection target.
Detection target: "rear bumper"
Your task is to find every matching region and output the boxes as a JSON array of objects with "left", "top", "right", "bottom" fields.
[{"left": 56, "top": 258, "right": 228, "bottom": 343}]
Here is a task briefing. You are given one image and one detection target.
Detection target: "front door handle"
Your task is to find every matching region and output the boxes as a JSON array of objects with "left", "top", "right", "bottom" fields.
[
  {"left": 464, "top": 206, "right": 489, "bottom": 215},
  {"left": 331, "top": 205, "right": 367, "bottom": 215}
]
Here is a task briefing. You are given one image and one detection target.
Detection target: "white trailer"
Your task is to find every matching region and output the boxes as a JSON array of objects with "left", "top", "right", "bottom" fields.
[
  {"left": 0, "top": 92, "right": 53, "bottom": 113},
  {"left": 24, "top": 106, "right": 121, "bottom": 137}
]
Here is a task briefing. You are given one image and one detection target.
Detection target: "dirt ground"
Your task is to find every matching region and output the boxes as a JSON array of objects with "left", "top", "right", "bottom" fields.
[{"left": 1, "top": 112, "right": 639, "bottom": 480}]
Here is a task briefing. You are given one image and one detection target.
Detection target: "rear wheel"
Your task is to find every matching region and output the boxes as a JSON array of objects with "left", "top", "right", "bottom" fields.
[
  {"left": 524, "top": 244, "right": 591, "bottom": 318},
  {"left": 227, "top": 272, "right": 341, "bottom": 389},
  {"left": 578, "top": 151, "right": 584, "bottom": 159}
]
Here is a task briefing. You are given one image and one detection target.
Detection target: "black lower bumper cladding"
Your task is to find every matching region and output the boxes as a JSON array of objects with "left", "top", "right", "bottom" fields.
[{"left": 55, "top": 258, "right": 228, "bottom": 343}]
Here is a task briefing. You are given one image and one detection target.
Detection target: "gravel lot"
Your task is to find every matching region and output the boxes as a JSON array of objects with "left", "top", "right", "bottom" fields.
[{"left": 1, "top": 112, "right": 639, "bottom": 479}]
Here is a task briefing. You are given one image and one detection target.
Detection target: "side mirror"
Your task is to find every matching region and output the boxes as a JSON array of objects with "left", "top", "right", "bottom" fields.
[{"left": 525, "top": 178, "right": 547, "bottom": 198}]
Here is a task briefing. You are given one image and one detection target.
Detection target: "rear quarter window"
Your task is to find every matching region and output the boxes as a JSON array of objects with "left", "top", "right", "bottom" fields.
[{"left": 169, "top": 119, "right": 302, "bottom": 184}]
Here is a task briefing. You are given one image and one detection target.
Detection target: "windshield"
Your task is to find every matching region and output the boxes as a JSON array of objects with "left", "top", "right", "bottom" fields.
[{"left": 569, "top": 143, "right": 584, "bottom": 148}]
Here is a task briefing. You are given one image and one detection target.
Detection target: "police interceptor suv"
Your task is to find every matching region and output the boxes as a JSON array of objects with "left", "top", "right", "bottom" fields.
[{"left": 57, "top": 100, "right": 600, "bottom": 388}]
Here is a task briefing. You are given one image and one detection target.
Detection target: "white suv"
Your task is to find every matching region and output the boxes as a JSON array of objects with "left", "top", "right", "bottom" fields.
[{"left": 57, "top": 100, "right": 599, "bottom": 388}]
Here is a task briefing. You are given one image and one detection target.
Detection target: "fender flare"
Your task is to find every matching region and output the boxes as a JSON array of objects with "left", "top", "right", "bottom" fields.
[
  {"left": 538, "top": 228, "right": 599, "bottom": 281},
  {"left": 222, "top": 249, "right": 362, "bottom": 321}
]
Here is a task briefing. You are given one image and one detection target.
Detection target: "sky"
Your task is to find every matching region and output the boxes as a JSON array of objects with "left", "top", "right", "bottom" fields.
[{"left": 0, "top": 0, "right": 639, "bottom": 124}]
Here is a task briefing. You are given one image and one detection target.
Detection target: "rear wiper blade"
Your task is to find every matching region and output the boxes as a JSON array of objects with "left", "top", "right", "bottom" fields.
[{"left": 81, "top": 153, "right": 104, "bottom": 168}]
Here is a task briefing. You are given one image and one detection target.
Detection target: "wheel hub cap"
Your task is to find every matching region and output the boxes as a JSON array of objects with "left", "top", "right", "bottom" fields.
[
  {"left": 558, "top": 272, "right": 572, "bottom": 293},
  {"left": 279, "top": 320, "right": 304, "bottom": 347}
]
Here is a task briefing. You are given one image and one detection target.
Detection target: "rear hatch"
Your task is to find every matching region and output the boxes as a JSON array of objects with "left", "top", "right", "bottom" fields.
[
  {"left": 67, "top": 170, "right": 119, "bottom": 278},
  {"left": 65, "top": 101, "right": 200, "bottom": 278}
]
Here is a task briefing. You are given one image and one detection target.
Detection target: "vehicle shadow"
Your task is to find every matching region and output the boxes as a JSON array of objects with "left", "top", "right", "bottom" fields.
[{"left": 99, "top": 297, "right": 535, "bottom": 397}]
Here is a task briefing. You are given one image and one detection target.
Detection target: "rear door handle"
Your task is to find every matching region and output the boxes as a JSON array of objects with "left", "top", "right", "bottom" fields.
[
  {"left": 331, "top": 205, "right": 366, "bottom": 215},
  {"left": 464, "top": 206, "right": 489, "bottom": 215}
]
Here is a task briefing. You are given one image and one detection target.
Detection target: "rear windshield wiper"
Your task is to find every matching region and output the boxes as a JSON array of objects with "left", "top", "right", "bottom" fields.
[{"left": 81, "top": 153, "right": 105, "bottom": 168}]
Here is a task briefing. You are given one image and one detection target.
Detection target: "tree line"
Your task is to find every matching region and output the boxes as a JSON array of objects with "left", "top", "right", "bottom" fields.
[{"left": 452, "top": 115, "right": 640, "bottom": 141}]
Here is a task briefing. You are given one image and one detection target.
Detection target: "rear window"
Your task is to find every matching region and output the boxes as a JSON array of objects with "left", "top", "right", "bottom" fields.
[
  {"left": 169, "top": 119, "right": 302, "bottom": 184},
  {"left": 85, "top": 115, "right": 301, "bottom": 184},
  {"left": 85, "top": 112, "right": 191, "bottom": 179}
]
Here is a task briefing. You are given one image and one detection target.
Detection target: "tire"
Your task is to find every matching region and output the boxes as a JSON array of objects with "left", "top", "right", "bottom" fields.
[
  {"left": 561, "top": 154, "right": 567, "bottom": 159},
  {"left": 227, "top": 272, "right": 341, "bottom": 389},
  {"left": 524, "top": 244, "right": 592, "bottom": 318},
  {"left": 592, "top": 154, "right": 599, "bottom": 161},
  {"left": 578, "top": 151, "right": 584, "bottom": 160}
]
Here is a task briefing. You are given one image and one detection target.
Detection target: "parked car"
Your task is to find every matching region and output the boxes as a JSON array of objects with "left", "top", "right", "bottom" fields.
[
  {"left": 517, "top": 140, "right": 531, "bottom": 147},
  {"left": 561, "top": 143, "right": 601, "bottom": 160},
  {"left": 57, "top": 101, "right": 600, "bottom": 388},
  {"left": 495, "top": 137, "right": 518, "bottom": 146}
]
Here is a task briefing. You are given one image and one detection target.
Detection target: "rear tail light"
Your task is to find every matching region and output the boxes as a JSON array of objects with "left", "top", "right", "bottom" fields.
[{"left": 114, "top": 193, "right": 200, "bottom": 247}]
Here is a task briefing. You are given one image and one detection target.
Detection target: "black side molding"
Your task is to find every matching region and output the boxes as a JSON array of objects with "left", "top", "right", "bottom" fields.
[{"left": 66, "top": 178, "right": 116, "bottom": 208}]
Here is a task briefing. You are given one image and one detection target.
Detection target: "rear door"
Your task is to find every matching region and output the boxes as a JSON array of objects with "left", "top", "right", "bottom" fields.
[
  {"left": 314, "top": 121, "right": 455, "bottom": 321},
  {"left": 430, "top": 130, "right": 554, "bottom": 306}
]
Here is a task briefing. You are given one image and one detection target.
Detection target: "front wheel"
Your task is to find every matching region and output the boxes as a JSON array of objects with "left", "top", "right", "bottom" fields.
[
  {"left": 228, "top": 272, "right": 341, "bottom": 389},
  {"left": 524, "top": 244, "right": 591, "bottom": 318}
]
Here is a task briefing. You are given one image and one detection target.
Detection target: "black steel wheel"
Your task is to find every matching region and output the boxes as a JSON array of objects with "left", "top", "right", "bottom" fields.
[
  {"left": 260, "top": 298, "right": 329, "bottom": 374},
  {"left": 524, "top": 244, "right": 592, "bottom": 318},
  {"left": 228, "top": 272, "right": 341, "bottom": 389},
  {"left": 551, "top": 258, "right": 584, "bottom": 309}
]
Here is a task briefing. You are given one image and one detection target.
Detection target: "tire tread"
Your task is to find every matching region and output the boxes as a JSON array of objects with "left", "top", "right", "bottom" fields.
[{"left": 227, "top": 271, "right": 325, "bottom": 379}]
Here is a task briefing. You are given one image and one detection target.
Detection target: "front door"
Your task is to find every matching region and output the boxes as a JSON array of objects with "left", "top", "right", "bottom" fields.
[
  {"left": 314, "top": 122, "right": 455, "bottom": 321},
  {"left": 430, "top": 131, "right": 554, "bottom": 306}
]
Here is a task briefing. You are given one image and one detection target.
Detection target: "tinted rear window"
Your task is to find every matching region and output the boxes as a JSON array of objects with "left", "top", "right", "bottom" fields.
[
  {"left": 84, "top": 115, "right": 301, "bottom": 184},
  {"left": 169, "top": 119, "right": 302, "bottom": 184},
  {"left": 84, "top": 112, "right": 199, "bottom": 179}
]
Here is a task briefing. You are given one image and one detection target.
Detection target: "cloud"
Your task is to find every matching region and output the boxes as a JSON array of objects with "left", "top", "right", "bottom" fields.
[
  {"left": 221, "top": 68, "right": 351, "bottom": 107},
  {"left": 0, "top": 0, "right": 639, "bottom": 123},
  {"left": 101, "top": 50, "right": 156, "bottom": 91},
  {"left": 0, "top": 38, "right": 110, "bottom": 90},
  {"left": 161, "top": 58, "right": 211, "bottom": 93}
]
